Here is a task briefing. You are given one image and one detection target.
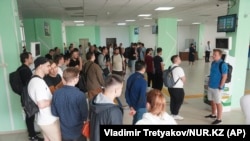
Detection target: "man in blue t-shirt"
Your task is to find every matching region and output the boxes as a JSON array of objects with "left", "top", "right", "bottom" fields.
[{"left": 205, "top": 49, "right": 228, "bottom": 125}]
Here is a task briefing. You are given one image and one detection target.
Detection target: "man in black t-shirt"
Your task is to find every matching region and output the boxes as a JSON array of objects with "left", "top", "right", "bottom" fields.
[{"left": 152, "top": 48, "right": 164, "bottom": 90}]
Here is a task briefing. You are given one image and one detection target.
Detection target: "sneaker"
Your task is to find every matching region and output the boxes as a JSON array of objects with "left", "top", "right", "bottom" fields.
[
  {"left": 172, "top": 115, "right": 184, "bottom": 120},
  {"left": 211, "top": 119, "right": 222, "bottom": 125},
  {"left": 29, "top": 136, "right": 44, "bottom": 141},
  {"left": 205, "top": 114, "right": 216, "bottom": 118}
]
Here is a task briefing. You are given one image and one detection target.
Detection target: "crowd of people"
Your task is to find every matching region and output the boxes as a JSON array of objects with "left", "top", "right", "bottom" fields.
[{"left": 16, "top": 41, "right": 228, "bottom": 141}]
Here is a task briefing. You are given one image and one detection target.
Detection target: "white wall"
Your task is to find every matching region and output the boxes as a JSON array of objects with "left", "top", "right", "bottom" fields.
[
  {"left": 100, "top": 26, "right": 130, "bottom": 47},
  {"left": 177, "top": 24, "right": 226, "bottom": 54},
  {"left": 203, "top": 24, "right": 226, "bottom": 51},
  {"left": 177, "top": 26, "right": 192, "bottom": 52},
  {"left": 138, "top": 27, "right": 157, "bottom": 49}
]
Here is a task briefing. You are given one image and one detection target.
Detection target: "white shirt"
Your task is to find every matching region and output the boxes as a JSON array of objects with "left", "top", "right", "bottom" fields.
[
  {"left": 171, "top": 64, "right": 185, "bottom": 88},
  {"left": 136, "top": 112, "right": 177, "bottom": 125},
  {"left": 28, "top": 77, "right": 58, "bottom": 125},
  {"left": 205, "top": 44, "right": 211, "bottom": 52},
  {"left": 111, "top": 54, "right": 124, "bottom": 71},
  {"left": 58, "top": 67, "right": 63, "bottom": 78}
]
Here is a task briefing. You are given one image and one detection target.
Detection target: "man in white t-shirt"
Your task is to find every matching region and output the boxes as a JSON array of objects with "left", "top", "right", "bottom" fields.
[
  {"left": 168, "top": 55, "right": 186, "bottom": 120},
  {"left": 28, "top": 57, "right": 61, "bottom": 141},
  {"left": 111, "top": 47, "right": 125, "bottom": 77}
]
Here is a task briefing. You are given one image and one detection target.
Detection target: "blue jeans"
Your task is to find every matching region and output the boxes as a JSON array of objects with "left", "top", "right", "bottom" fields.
[{"left": 132, "top": 108, "right": 147, "bottom": 125}]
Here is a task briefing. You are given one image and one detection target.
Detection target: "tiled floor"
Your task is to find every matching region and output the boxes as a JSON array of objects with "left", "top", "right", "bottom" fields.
[{"left": 0, "top": 59, "right": 249, "bottom": 141}]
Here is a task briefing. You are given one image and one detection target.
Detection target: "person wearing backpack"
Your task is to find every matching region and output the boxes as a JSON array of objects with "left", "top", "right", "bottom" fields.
[
  {"left": 168, "top": 55, "right": 186, "bottom": 120},
  {"left": 28, "top": 57, "right": 61, "bottom": 141},
  {"left": 111, "top": 47, "right": 125, "bottom": 77},
  {"left": 205, "top": 49, "right": 228, "bottom": 125},
  {"left": 18, "top": 52, "right": 44, "bottom": 141}
]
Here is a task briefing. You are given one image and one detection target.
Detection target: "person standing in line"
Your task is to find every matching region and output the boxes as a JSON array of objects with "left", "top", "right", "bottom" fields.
[
  {"left": 68, "top": 48, "right": 83, "bottom": 72},
  {"left": 168, "top": 55, "right": 186, "bottom": 120},
  {"left": 144, "top": 48, "right": 154, "bottom": 87},
  {"left": 125, "top": 60, "right": 147, "bottom": 125},
  {"left": 188, "top": 43, "right": 196, "bottom": 66},
  {"left": 44, "top": 60, "right": 64, "bottom": 94},
  {"left": 89, "top": 74, "right": 124, "bottom": 141},
  {"left": 135, "top": 89, "right": 177, "bottom": 125},
  {"left": 18, "top": 52, "right": 43, "bottom": 141},
  {"left": 28, "top": 57, "right": 61, "bottom": 141},
  {"left": 111, "top": 47, "right": 125, "bottom": 78},
  {"left": 128, "top": 43, "right": 138, "bottom": 74},
  {"left": 205, "top": 41, "right": 211, "bottom": 63},
  {"left": 205, "top": 49, "right": 228, "bottom": 125},
  {"left": 98, "top": 46, "right": 111, "bottom": 78},
  {"left": 152, "top": 47, "right": 164, "bottom": 91},
  {"left": 52, "top": 67, "right": 88, "bottom": 141},
  {"left": 84, "top": 52, "right": 105, "bottom": 101}
]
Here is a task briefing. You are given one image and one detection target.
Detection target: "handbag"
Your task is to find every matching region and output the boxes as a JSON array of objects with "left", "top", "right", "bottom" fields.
[{"left": 82, "top": 120, "right": 90, "bottom": 138}]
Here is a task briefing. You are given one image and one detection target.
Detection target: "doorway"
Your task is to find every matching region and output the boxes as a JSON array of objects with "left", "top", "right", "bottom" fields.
[
  {"left": 106, "top": 38, "right": 117, "bottom": 47},
  {"left": 79, "top": 38, "right": 89, "bottom": 60}
]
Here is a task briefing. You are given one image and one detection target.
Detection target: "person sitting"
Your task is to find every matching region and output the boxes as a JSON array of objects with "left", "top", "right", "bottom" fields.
[{"left": 136, "top": 89, "right": 177, "bottom": 125}]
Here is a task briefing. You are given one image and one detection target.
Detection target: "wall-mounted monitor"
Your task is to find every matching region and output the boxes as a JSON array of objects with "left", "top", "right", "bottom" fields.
[
  {"left": 215, "top": 37, "right": 232, "bottom": 50},
  {"left": 31, "top": 42, "right": 41, "bottom": 58},
  {"left": 217, "top": 14, "right": 237, "bottom": 32}
]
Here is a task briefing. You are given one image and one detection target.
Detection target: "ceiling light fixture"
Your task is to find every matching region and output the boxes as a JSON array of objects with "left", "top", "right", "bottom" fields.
[
  {"left": 177, "top": 19, "right": 183, "bottom": 21},
  {"left": 144, "top": 25, "right": 151, "bottom": 27},
  {"left": 155, "top": 7, "right": 174, "bottom": 11},
  {"left": 76, "top": 23, "right": 84, "bottom": 26},
  {"left": 117, "top": 23, "right": 126, "bottom": 25},
  {"left": 125, "top": 19, "right": 136, "bottom": 22},
  {"left": 138, "top": 14, "right": 151, "bottom": 17},
  {"left": 74, "top": 20, "right": 84, "bottom": 23},
  {"left": 192, "top": 22, "right": 201, "bottom": 24}
]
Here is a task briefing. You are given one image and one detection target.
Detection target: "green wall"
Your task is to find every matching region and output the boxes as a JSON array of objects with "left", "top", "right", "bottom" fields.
[
  {"left": 0, "top": 0, "right": 25, "bottom": 132},
  {"left": 23, "top": 18, "right": 63, "bottom": 56},
  {"left": 65, "top": 26, "right": 99, "bottom": 47},
  {"left": 226, "top": 0, "right": 250, "bottom": 108},
  {"left": 197, "top": 24, "right": 205, "bottom": 59},
  {"left": 157, "top": 18, "right": 178, "bottom": 68},
  {"left": 129, "top": 26, "right": 139, "bottom": 43}
]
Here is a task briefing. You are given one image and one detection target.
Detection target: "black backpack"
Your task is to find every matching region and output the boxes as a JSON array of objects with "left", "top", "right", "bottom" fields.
[
  {"left": 219, "top": 61, "right": 233, "bottom": 83},
  {"left": 163, "top": 66, "right": 179, "bottom": 88},
  {"left": 21, "top": 75, "right": 40, "bottom": 118},
  {"left": 78, "top": 62, "right": 94, "bottom": 92},
  {"left": 9, "top": 68, "right": 24, "bottom": 96}
]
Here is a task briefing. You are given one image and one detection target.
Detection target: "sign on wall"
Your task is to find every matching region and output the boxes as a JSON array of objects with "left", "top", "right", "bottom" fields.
[{"left": 44, "top": 21, "right": 50, "bottom": 36}]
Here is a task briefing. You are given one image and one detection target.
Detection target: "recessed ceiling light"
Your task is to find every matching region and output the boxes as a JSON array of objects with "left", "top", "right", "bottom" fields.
[
  {"left": 192, "top": 22, "right": 201, "bottom": 24},
  {"left": 138, "top": 14, "right": 151, "bottom": 17},
  {"left": 177, "top": 19, "right": 183, "bottom": 22},
  {"left": 155, "top": 7, "right": 174, "bottom": 11},
  {"left": 76, "top": 23, "right": 84, "bottom": 26},
  {"left": 125, "top": 20, "right": 135, "bottom": 22},
  {"left": 74, "top": 20, "right": 84, "bottom": 23},
  {"left": 144, "top": 17, "right": 153, "bottom": 20},
  {"left": 144, "top": 25, "right": 151, "bottom": 27},
  {"left": 117, "top": 23, "right": 126, "bottom": 25}
]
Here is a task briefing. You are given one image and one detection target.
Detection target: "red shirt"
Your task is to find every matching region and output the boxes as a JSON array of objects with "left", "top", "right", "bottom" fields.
[{"left": 145, "top": 55, "right": 154, "bottom": 73}]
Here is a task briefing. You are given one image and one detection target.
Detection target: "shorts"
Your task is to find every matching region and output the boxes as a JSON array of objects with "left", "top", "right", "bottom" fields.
[{"left": 207, "top": 87, "right": 222, "bottom": 104}]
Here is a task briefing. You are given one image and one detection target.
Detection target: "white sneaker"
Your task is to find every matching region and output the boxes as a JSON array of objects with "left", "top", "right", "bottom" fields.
[{"left": 172, "top": 115, "right": 184, "bottom": 120}]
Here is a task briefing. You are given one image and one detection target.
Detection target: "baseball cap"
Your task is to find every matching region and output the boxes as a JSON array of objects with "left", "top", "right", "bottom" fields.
[{"left": 34, "top": 56, "right": 48, "bottom": 69}]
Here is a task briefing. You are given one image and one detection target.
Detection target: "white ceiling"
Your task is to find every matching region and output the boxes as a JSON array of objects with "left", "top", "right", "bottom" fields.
[{"left": 17, "top": 0, "right": 230, "bottom": 26}]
